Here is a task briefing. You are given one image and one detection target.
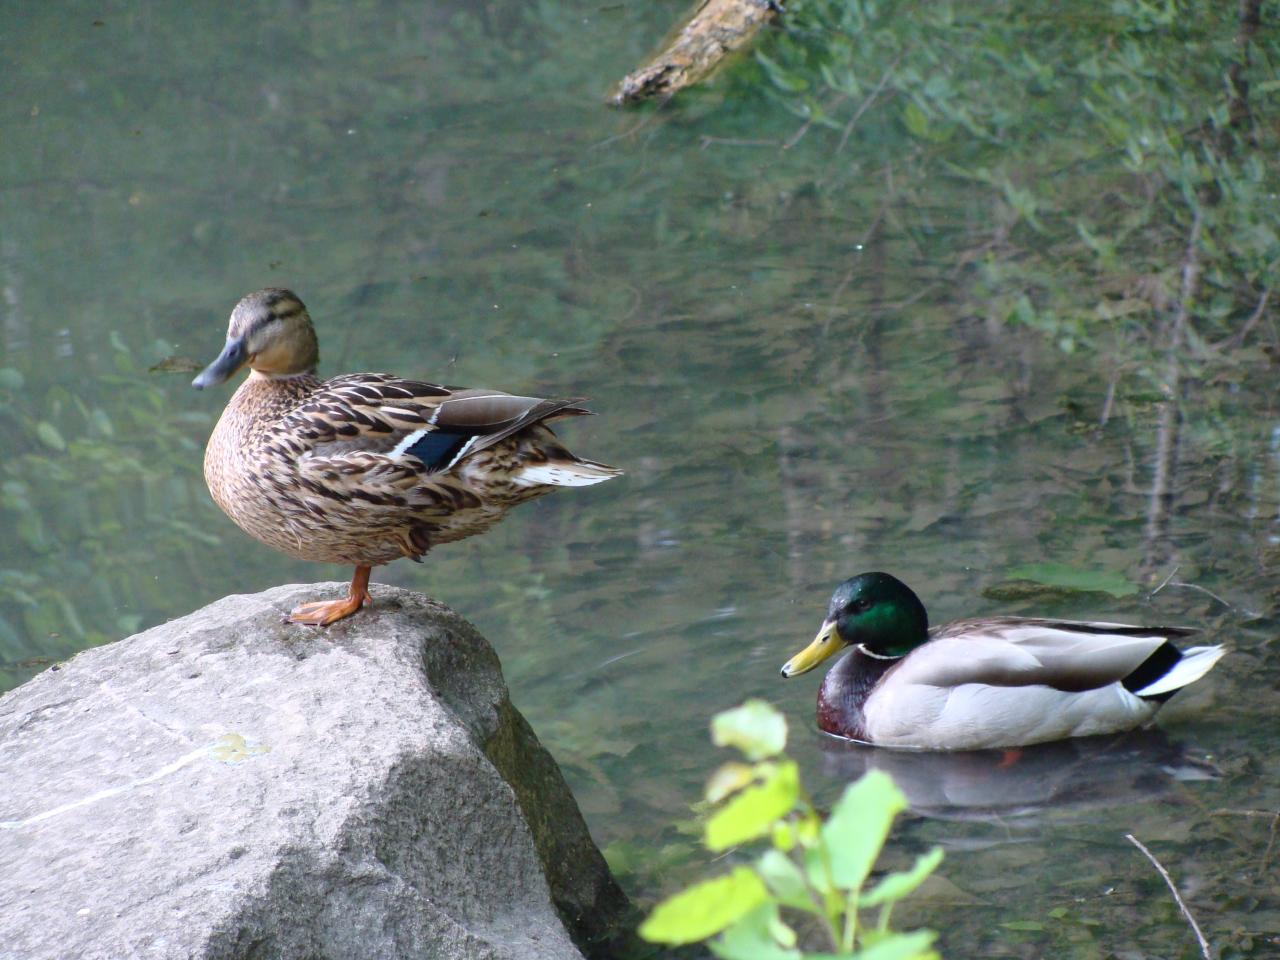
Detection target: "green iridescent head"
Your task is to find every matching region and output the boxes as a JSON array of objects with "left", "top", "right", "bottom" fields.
[{"left": 780, "top": 572, "right": 930, "bottom": 678}]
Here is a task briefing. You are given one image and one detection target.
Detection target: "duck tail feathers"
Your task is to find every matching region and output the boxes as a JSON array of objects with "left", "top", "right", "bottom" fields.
[
  {"left": 512, "top": 458, "right": 622, "bottom": 488},
  {"left": 1132, "top": 644, "right": 1226, "bottom": 699}
]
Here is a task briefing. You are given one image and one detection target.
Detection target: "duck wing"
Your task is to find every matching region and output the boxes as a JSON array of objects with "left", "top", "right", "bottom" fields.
[
  {"left": 283, "top": 374, "right": 591, "bottom": 470},
  {"left": 896, "top": 618, "right": 1201, "bottom": 693}
]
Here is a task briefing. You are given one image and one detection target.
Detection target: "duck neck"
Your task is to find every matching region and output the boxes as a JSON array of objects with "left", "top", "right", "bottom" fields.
[
  {"left": 228, "top": 370, "right": 318, "bottom": 416},
  {"left": 817, "top": 647, "right": 901, "bottom": 741}
]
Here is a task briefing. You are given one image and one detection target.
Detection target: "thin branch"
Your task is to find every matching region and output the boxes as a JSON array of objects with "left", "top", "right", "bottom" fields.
[
  {"left": 1209, "top": 808, "right": 1280, "bottom": 874},
  {"left": 782, "top": 117, "right": 816, "bottom": 150},
  {"left": 1226, "top": 0, "right": 1263, "bottom": 134},
  {"left": 1124, "top": 833, "right": 1212, "bottom": 960},
  {"left": 1265, "top": 813, "right": 1279, "bottom": 875},
  {"left": 1161, "top": 580, "right": 1261, "bottom": 619},
  {"left": 835, "top": 49, "right": 907, "bottom": 154},
  {"left": 783, "top": 93, "right": 848, "bottom": 150},
  {"left": 592, "top": 108, "right": 665, "bottom": 150},
  {"left": 1142, "top": 206, "right": 1202, "bottom": 575},
  {"left": 1147, "top": 564, "right": 1180, "bottom": 599},
  {"left": 699, "top": 136, "right": 781, "bottom": 149},
  {"left": 825, "top": 163, "right": 897, "bottom": 319},
  {"left": 1221, "top": 286, "right": 1272, "bottom": 350},
  {"left": 1098, "top": 372, "right": 1119, "bottom": 428}
]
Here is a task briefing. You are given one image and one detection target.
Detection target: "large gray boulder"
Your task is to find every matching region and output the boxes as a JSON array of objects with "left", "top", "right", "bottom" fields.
[{"left": 0, "top": 583, "right": 630, "bottom": 960}]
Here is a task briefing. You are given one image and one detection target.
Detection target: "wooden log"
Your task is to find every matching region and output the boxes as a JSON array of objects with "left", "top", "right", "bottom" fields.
[{"left": 611, "top": 0, "right": 778, "bottom": 105}]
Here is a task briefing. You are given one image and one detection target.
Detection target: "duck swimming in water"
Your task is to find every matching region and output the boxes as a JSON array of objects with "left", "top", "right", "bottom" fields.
[
  {"left": 780, "top": 572, "right": 1224, "bottom": 750},
  {"left": 193, "top": 288, "right": 621, "bottom": 625}
]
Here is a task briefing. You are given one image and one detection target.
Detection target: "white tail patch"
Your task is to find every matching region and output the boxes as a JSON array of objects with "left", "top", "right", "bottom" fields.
[
  {"left": 512, "top": 461, "right": 621, "bottom": 487},
  {"left": 1134, "top": 644, "right": 1226, "bottom": 697}
]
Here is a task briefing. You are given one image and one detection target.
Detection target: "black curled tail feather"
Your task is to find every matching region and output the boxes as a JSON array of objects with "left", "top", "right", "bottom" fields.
[{"left": 1122, "top": 641, "right": 1183, "bottom": 703}]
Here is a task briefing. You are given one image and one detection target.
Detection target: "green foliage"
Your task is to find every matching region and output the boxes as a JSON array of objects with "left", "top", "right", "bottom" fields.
[
  {"left": 641, "top": 866, "right": 770, "bottom": 945},
  {"left": 712, "top": 699, "right": 790, "bottom": 759},
  {"left": 0, "top": 338, "right": 217, "bottom": 666},
  {"left": 755, "top": 0, "right": 1278, "bottom": 363},
  {"left": 640, "top": 701, "right": 941, "bottom": 958}
]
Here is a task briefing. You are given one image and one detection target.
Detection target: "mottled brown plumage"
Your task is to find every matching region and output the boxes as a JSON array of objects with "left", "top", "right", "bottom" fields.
[{"left": 194, "top": 288, "right": 621, "bottom": 624}]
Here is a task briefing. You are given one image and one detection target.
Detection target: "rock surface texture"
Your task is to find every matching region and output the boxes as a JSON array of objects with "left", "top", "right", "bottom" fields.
[{"left": 0, "top": 583, "right": 628, "bottom": 960}]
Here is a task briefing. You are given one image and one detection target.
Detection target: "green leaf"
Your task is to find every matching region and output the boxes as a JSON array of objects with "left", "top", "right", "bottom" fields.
[
  {"left": 639, "top": 866, "right": 768, "bottom": 945},
  {"left": 771, "top": 821, "right": 795, "bottom": 851},
  {"left": 863, "top": 847, "right": 944, "bottom": 906},
  {"left": 711, "top": 699, "right": 787, "bottom": 760},
  {"left": 0, "top": 367, "right": 24, "bottom": 390},
  {"left": 705, "top": 760, "right": 799, "bottom": 851},
  {"left": 1003, "top": 563, "right": 1137, "bottom": 598},
  {"left": 706, "top": 761, "right": 756, "bottom": 803},
  {"left": 769, "top": 910, "right": 797, "bottom": 949},
  {"left": 756, "top": 52, "right": 810, "bottom": 93},
  {"left": 709, "top": 903, "right": 800, "bottom": 960},
  {"left": 806, "top": 929, "right": 938, "bottom": 960},
  {"left": 756, "top": 849, "right": 818, "bottom": 913},
  {"left": 89, "top": 408, "right": 115, "bottom": 437},
  {"left": 902, "top": 100, "right": 931, "bottom": 139},
  {"left": 35, "top": 422, "right": 66, "bottom": 451},
  {"left": 15, "top": 508, "right": 48, "bottom": 549},
  {"left": 821, "top": 770, "right": 906, "bottom": 889}
]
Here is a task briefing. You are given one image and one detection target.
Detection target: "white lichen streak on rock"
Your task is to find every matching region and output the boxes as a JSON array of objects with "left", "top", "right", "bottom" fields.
[{"left": 0, "top": 740, "right": 232, "bottom": 830}]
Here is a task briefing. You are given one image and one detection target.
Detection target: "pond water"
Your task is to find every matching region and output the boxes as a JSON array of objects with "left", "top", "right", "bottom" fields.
[{"left": 3, "top": 2, "right": 1278, "bottom": 957}]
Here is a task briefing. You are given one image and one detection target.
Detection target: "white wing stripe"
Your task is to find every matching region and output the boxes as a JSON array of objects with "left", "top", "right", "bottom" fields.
[
  {"left": 443, "top": 436, "right": 484, "bottom": 470},
  {"left": 389, "top": 428, "right": 429, "bottom": 459}
]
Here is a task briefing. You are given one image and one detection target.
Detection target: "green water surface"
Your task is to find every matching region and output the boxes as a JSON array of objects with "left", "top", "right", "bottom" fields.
[{"left": 3, "top": 2, "right": 1278, "bottom": 956}]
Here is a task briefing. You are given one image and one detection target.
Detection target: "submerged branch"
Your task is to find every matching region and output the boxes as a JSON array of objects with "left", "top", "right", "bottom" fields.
[
  {"left": 835, "top": 49, "right": 906, "bottom": 154},
  {"left": 1221, "top": 285, "right": 1272, "bottom": 350},
  {"left": 611, "top": 0, "right": 778, "bottom": 105},
  {"left": 1124, "top": 833, "right": 1212, "bottom": 960},
  {"left": 1142, "top": 207, "right": 1203, "bottom": 575},
  {"left": 1226, "top": 0, "right": 1263, "bottom": 135},
  {"left": 1211, "top": 809, "right": 1280, "bottom": 877},
  {"left": 1147, "top": 565, "right": 1260, "bottom": 616}
]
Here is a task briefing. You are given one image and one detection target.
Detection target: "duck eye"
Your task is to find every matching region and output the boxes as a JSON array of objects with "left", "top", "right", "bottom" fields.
[{"left": 849, "top": 598, "right": 870, "bottom": 614}]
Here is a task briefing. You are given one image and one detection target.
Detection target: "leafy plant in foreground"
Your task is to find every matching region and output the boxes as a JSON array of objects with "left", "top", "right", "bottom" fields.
[{"left": 640, "top": 700, "right": 942, "bottom": 958}]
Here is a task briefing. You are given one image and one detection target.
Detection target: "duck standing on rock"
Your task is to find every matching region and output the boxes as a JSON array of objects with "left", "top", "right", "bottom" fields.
[
  {"left": 781, "top": 572, "right": 1225, "bottom": 750},
  {"left": 192, "top": 288, "right": 621, "bottom": 626}
]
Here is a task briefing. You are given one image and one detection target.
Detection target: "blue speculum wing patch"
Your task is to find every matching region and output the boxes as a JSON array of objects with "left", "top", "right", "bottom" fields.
[{"left": 405, "top": 430, "right": 473, "bottom": 471}]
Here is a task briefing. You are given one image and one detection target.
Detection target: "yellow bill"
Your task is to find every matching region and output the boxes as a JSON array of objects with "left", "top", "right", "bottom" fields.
[{"left": 780, "top": 619, "right": 843, "bottom": 678}]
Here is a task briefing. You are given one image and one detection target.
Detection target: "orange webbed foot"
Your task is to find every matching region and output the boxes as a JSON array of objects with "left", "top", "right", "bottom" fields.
[
  {"left": 996, "top": 749, "right": 1024, "bottom": 769},
  {"left": 287, "top": 595, "right": 367, "bottom": 626},
  {"left": 285, "top": 566, "right": 373, "bottom": 627}
]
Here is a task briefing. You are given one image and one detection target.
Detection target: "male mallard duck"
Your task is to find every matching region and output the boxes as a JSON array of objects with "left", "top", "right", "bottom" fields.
[
  {"left": 780, "top": 572, "right": 1225, "bottom": 750},
  {"left": 193, "top": 288, "right": 621, "bottom": 625}
]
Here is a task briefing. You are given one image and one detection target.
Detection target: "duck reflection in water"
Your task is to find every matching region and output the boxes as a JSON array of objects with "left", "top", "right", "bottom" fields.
[{"left": 811, "top": 729, "right": 1218, "bottom": 823}]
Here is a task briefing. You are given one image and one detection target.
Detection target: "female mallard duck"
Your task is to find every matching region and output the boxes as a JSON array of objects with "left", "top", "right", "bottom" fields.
[
  {"left": 193, "top": 288, "right": 621, "bottom": 626},
  {"left": 780, "top": 572, "right": 1224, "bottom": 750}
]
